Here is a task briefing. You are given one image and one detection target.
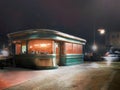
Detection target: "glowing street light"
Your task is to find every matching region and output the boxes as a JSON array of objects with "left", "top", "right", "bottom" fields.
[
  {"left": 92, "top": 43, "right": 98, "bottom": 51},
  {"left": 92, "top": 28, "right": 105, "bottom": 51},
  {"left": 98, "top": 29, "right": 105, "bottom": 35}
]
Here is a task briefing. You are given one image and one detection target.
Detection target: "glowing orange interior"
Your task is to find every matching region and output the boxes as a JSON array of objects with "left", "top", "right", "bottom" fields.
[
  {"left": 65, "top": 42, "right": 82, "bottom": 54},
  {"left": 28, "top": 39, "right": 53, "bottom": 54}
]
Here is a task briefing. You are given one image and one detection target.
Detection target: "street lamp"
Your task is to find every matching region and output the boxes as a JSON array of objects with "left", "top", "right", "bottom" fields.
[
  {"left": 92, "top": 28, "right": 105, "bottom": 51},
  {"left": 92, "top": 42, "right": 97, "bottom": 51},
  {"left": 98, "top": 29, "right": 105, "bottom": 35}
]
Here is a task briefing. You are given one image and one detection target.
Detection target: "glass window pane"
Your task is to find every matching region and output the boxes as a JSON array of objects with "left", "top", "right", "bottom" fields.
[
  {"left": 16, "top": 44, "right": 21, "bottom": 55},
  {"left": 77, "top": 45, "right": 82, "bottom": 54},
  {"left": 28, "top": 40, "right": 53, "bottom": 54},
  {"left": 73, "top": 44, "right": 78, "bottom": 54},
  {"left": 65, "top": 43, "right": 73, "bottom": 54},
  {"left": 21, "top": 41, "right": 26, "bottom": 54}
]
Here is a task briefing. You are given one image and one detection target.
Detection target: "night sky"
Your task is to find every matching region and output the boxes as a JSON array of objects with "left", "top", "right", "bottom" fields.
[{"left": 0, "top": 0, "right": 120, "bottom": 46}]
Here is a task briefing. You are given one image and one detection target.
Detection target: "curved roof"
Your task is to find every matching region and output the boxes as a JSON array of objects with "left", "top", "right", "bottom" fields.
[{"left": 8, "top": 29, "right": 86, "bottom": 44}]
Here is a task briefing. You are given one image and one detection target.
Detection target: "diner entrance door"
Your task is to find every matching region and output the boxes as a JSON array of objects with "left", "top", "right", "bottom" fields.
[{"left": 55, "top": 42, "right": 60, "bottom": 65}]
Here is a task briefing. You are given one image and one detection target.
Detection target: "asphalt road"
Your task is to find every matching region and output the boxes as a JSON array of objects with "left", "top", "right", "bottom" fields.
[{"left": 0, "top": 61, "right": 120, "bottom": 90}]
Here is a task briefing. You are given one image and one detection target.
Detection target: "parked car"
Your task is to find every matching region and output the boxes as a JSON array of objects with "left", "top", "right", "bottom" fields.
[{"left": 102, "top": 48, "right": 120, "bottom": 61}]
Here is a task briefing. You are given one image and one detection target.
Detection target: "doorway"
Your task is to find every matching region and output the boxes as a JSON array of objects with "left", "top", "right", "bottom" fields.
[{"left": 55, "top": 42, "right": 60, "bottom": 65}]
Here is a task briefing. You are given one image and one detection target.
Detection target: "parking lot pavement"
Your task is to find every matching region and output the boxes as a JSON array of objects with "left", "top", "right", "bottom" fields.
[
  {"left": 108, "top": 70, "right": 120, "bottom": 90},
  {"left": 0, "top": 62, "right": 119, "bottom": 90},
  {"left": 0, "top": 67, "right": 51, "bottom": 90}
]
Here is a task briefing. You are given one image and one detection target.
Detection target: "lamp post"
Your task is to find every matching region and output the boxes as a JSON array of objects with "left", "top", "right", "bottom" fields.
[
  {"left": 92, "top": 28, "right": 105, "bottom": 52},
  {"left": 92, "top": 28, "right": 97, "bottom": 51},
  {"left": 92, "top": 42, "right": 97, "bottom": 51}
]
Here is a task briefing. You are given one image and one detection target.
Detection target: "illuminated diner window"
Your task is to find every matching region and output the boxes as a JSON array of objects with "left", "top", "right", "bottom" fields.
[
  {"left": 21, "top": 41, "right": 26, "bottom": 54},
  {"left": 15, "top": 41, "right": 27, "bottom": 55},
  {"left": 16, "top": 43, "right": 21, "bottom": 55},
  {"left": 65, "top": 42, "right": 73, "bottom": 54},
  {"left": 28, "top": 39, "right": 53, "bottom": 54},
  {"left": 77, "top": 44, "right": 82, "bottom": 54},
  {"left": 73, "top": 43, "right": 78, "bottom": 54},
  {"left": 73, "top": 44, "right": 83, "bottom": 54},
  {"left": 65, "top": 42, "right": 82, "bottom": 54}
]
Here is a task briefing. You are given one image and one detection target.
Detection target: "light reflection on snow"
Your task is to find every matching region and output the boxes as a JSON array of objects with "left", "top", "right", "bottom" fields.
[
  {"left": 104, "top": 57, "right": 114, "bottom": 66},
  {"left": 106, "top": 60, "right": 112, "bottom": 66},
  {"left": 90, "top": 63, "right": 99, "bottom": 68}
]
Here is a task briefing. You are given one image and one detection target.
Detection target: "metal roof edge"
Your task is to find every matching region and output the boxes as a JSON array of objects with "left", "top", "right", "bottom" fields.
[{"left": 7, "top": 29, "right": 87, "bottom": 42}]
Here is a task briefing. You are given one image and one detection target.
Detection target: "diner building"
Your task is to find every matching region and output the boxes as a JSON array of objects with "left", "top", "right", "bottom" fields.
[{"left": 7, "top": 29, "right": 86, "bottom": 69}]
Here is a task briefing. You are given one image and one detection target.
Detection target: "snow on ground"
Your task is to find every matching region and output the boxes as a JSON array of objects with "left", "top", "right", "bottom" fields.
[{"left": 1, "top": 62, "right": 116, "bottom": 90}]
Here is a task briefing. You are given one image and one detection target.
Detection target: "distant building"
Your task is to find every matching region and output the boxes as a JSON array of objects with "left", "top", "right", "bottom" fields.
[{"left": 108, "top": 31, "right": 120, "bottom": 48}]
